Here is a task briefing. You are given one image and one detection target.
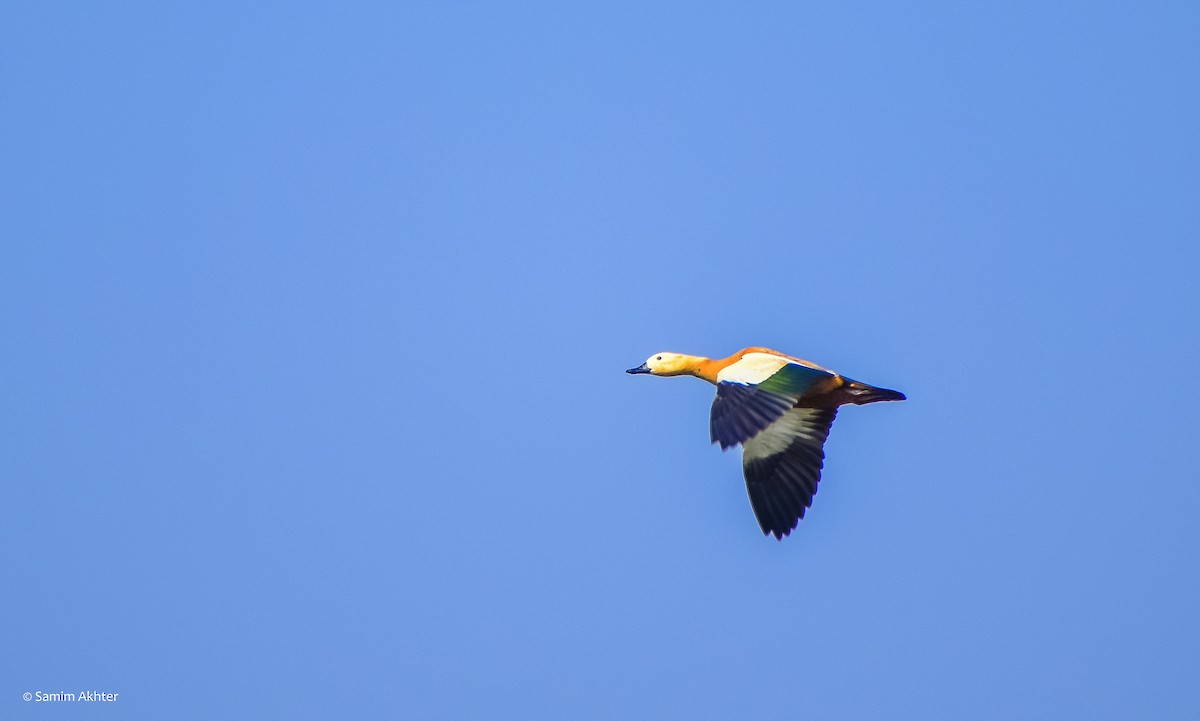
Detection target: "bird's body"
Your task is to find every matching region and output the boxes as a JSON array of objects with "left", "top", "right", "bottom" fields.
[{"left": 627, "top": 347, "right": 904, "bottom": 539}]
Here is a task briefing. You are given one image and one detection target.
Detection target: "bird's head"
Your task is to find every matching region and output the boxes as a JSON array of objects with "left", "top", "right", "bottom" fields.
[{"left": 626, "top": 352, "right": 698, "bottom": 377}]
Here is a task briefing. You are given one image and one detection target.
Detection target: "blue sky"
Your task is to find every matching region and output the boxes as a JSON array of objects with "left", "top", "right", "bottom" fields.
[{"left": 3, "top": 2, "right": 1199, "bottom": 718}]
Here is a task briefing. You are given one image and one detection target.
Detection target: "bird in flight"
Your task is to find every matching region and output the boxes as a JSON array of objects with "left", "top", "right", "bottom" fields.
[{"left": 627, "top": 347, "right": 904, "bottom": 539}]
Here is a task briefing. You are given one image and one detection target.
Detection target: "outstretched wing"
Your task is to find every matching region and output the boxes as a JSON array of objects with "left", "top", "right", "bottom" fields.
[
  {"left": 742, "top": 408, "right": 837, "bottom": 540},
  {"left": 710, "top": 356, "right": 835, "bottom": 449}
]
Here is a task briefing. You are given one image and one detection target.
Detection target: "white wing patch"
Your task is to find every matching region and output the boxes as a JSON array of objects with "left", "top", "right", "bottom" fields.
[
  {"left": 743, "top": 408, "right": 830, "bottom": 462},
  {"left": 716, "top": 352, "right": 790, "bottom": 385}
]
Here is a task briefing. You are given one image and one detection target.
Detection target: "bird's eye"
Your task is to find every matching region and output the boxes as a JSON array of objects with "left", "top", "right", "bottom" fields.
[{"left": 656, "top": 355, "right": 662, "bottom": 361}]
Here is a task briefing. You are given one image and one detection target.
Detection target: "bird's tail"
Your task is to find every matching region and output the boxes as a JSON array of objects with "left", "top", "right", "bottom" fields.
[{"left": 842, "top": 380, "right": 906, "bottom": 405}]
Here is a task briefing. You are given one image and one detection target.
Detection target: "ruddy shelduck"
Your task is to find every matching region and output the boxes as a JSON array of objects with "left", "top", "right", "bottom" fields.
[{"left": 627, "top": 347, "right": 904, "bottom": 539}]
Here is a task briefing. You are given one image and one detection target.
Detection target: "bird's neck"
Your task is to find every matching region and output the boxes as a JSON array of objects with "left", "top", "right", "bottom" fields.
[{"left": 688, "top": 356, "right": 723, "bottom": 384}]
